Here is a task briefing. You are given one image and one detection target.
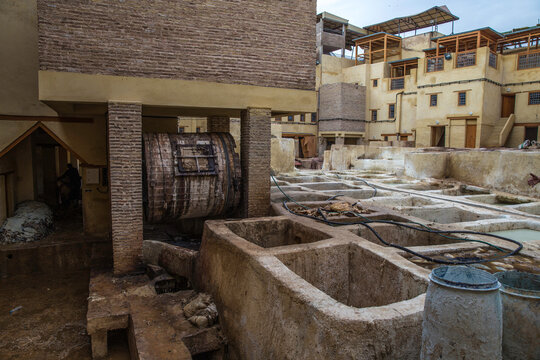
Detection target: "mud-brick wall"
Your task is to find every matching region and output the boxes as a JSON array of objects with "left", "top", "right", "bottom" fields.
[{"left": 36, "top": 0, "right": 316, "bottom": 91}]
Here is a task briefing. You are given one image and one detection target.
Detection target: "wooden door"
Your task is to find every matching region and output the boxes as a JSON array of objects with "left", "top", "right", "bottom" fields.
[
  {"left": 465, "top": 124, "right": 477, "bottom": 148},
  {"left": 501, "top": 95, "right": 515, "bottom": 117}
]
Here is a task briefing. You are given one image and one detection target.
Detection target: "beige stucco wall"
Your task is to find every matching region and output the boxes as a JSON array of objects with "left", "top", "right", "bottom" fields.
[
  {"left": 271, "top": 138, "right": 295, "bottom": 174},
  {"left": 0, "top": 0, "right": 56, "bottom": 117},
  {"left": 405, "top": 149, "right": 540, "bottom": 196}
]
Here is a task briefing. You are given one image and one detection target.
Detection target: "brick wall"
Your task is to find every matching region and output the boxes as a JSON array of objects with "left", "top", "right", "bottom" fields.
[
  {"left": 318, "top": 119, "right": 366, "bottom": 132},
  {"left": 37, "top": 0, "right": 316, "bottom": 91},
  {"left": 240, "top": 108, "right": 271, "bottom": 217},
  {"left": 207, "top": 116, "right": 230, "bottom": 133},
  {"left": 107, "top": 102, "right": 143, "bottom": 274},
  {"left": 319, "top": 83, "right": 366, "bottom": 121}
]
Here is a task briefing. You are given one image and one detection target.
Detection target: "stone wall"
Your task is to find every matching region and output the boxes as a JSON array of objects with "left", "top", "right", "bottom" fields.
[{"left": 37, "top": 0, "right": 316, "bottom": 91}]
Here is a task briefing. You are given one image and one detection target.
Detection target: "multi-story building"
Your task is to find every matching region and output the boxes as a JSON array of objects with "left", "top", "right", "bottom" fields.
[{"left": 316, "top": 6, "right": 540, "bottom": 152}]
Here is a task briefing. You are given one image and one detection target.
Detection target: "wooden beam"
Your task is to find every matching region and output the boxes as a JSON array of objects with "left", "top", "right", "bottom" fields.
[
  {"left": 383, "top": 34, "right": 388, "bottom": 62},
  {"left": 0, "top": 115, "right": 93, "bottom": 123},
  {"left": 513, "top": 122, "right": 539, "bottom": 127},
  {"left": 0, "top": 122, "right": 89, "bottom": 164}
]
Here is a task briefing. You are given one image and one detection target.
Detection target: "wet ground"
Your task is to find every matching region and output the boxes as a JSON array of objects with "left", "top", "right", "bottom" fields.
[{"left": 0, "top": 270, "right": 130, "bottom": 360}]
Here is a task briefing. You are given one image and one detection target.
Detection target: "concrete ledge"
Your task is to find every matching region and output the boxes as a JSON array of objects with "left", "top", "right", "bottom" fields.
[{"left": 38, "top": 71, "right": 317, "bottom": 114}]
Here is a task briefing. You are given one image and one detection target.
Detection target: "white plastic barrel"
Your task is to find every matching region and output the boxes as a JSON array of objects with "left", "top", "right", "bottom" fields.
[{"left": 421, "top": 266, "right": 502, "bottom": 360}]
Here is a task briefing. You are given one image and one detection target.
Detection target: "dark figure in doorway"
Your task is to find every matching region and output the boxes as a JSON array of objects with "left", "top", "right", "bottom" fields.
[{"left": 58, "top": 164, "right": 81, "bottom": 206}]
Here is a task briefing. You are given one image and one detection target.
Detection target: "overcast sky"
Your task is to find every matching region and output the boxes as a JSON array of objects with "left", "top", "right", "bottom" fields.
[{"left": 317, "top": 0, "right": 540, "bottom": 35}]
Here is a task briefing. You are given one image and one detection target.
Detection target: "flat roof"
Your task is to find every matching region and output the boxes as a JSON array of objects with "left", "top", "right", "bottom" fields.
[
  {"left": 317, "top": 11, "right": 349, "bottom": 25},
  {"left": 364, "top": 6, "right": 459, "bottom": 35},
  {"left": 352, "top": 32, "right": 401, "bottom": 42},
  {"left": 432, "top": 27, "right": 503, "bottom": 41},
  {"left": 388, "top": 57, "right": 419, "bottom": 64}
]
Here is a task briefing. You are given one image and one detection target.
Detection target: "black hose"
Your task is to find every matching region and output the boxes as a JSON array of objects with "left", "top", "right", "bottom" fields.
[{"left": 283, "top": 201, "right": 523, "bottom": 265}]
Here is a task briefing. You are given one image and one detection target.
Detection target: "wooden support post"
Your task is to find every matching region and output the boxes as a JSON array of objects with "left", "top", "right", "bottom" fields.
[
  {"left": 436, "top": 40, "right": 439, "bottom": 56},
  {"left": 369, "top": 40, "right": 372, "bottom": 64},
  {"left": 477, "top": 32, "right": 481, "bottom": 49},
  {"left": 355, "top": 43, "right": 358, "bottom": 65},
  {"left": 383, "top": 35, "right": 388, "bottom": 62}
]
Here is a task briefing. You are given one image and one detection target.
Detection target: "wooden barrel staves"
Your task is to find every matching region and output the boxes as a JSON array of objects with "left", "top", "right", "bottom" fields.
[{"left": 143, "top": 133, "right": 241, "bottom": 222}]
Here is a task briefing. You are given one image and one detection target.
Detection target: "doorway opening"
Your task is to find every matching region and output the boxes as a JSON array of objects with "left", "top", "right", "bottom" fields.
[
  {"left": 525, "top": 126, "right": 538, "bottom": 142},
  {"left": 431, "top": 126, "right": 446, "bottom": 147}
]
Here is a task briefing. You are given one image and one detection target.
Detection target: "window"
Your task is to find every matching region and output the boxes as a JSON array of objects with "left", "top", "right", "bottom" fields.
[
  {"left": 518, "top": 52, "right": 540, "bottom": 70},
  {"left": 388, "top": 104, "right": 395, "bottom": 119},
  {"left": 311, "top": 113, "right": 317, "bottom": 122},
  {"left": 287, "top": 115, "right": 293, "bottom": 122},
  {"left": 430, "top": 94, "right": 438, "bottom": 107},
  {"left": 390, "top": 77, "right": 404, "bottom": 90},
  {"left": 274, "top": 116, "right": 282, "bottom": 122},
  {"left": 529, "top": 91, "right": 540, "bottom": 105},
  {"left": 371, "top": 110, "right": 378, "bottom": 121},
  {"left": 489, "top": 52, "right": 497, "bottom": 69},
  {"left": 178, "top": 127, "right": 185, "bottom": 133},
  {"left": 372, "top": 79, "right": 378, "bottom": 87},
  {"left": 458, "top": 92, "right": 467, "bottom": 106},
  {"left": 300, "top": 114, "right": 305, "bottom": 122},
  {"left": 426, "top": 56, "right": 444, "bottom": 72},
  {"left": 456, "top": 51, "right": 476, "bottom": 68},
  {"left": 196, "top": 127, "right": 201, "bottom": 133}
]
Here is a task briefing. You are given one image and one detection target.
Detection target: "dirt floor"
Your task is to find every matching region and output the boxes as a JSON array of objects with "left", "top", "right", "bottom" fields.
[{"left": 0, "top": 270, "right": 130, "bottom": 360}]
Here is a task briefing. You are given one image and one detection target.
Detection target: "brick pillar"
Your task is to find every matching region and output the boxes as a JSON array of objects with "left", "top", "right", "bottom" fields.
[
  {"left": 240, "top": 108, "right": 271, "bottom": 217},
  {"left": 107, "top": 102, "right": 143, "bottom": 275},
  {"left": 207, "top": 115, "right": 230, "bottom": 133}
]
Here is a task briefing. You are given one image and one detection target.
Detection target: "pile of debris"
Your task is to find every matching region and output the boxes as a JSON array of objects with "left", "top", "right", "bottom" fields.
[
  {"left": 293, "top": 202, "right": 372, "bottom": 219},
  {"left": 0, "top": 201, "right": 53, "bottom": 244}
]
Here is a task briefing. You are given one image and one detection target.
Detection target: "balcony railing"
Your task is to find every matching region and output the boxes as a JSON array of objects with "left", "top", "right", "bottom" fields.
[
  {"left": 518, "top": 51, "right": 540, "bottom": 70},
  {"left": 426, "top": 56, "right": 444, "bottom": 72},
  {"left": 456, "top": 51, "right": 476, "bottom": 68},
  {"left": 489, "top": 51, "right": 497, "bottom": 69},
  {"left": 390, "top": 77, "right": 404, "bottom": 90}
]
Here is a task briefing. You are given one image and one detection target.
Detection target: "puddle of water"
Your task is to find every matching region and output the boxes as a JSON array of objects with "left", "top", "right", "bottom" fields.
[
  {"left": 488, "top": 229, "right": 540, "bottom": 242},
  {"left": 408, "top": 248, "right": 539, "bottom": 274}
]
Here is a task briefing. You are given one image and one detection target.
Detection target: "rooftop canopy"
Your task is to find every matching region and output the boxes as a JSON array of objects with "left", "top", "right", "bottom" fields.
[
  {"left": 431, "top": 28, "right": 503, "bottom": 55},
  {"left": 364, "top": 6, "right": 459, "bottom": 35},
  {"left": 497, "top": 25, "right": 540, "bottom": 52},
  {"left": 317, "top": 12, "right": 367, "bottom": 48}
]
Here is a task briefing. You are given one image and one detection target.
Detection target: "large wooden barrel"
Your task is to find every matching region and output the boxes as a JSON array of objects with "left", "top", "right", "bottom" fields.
[{"left": 143, "top": 133, "right": 241, "bottom": 222}]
